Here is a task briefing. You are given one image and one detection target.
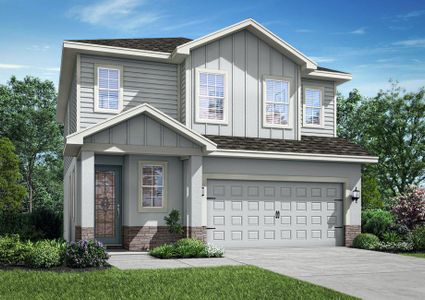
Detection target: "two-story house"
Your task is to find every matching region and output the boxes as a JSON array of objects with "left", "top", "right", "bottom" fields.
[{"left": 57, "top": 19, "right": 377, "bottom": 251}]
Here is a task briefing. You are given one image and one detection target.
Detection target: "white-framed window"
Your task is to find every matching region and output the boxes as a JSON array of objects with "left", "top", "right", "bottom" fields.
[
  {"left": 138, "top": 161, "right": 167, "bottom": 212},
  {"left": 263, "top": 76, "right": 291, "bottom": 128},
  {"left": 303, "top": 86, "right": 324, "bottom": 127},
  {"left": 195, "top": 68, "right": 227, "bottom": 124},
  {"left": 94, "top": 64, "right": 123, "bottom": 113}
]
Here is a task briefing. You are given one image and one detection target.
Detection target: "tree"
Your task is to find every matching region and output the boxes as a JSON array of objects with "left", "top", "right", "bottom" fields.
[
  {"left": 392, "top": 186, "right": 425, "bottom": 229},
  {"left": 338, "top": 82, "right": 425, "bottom": 197},
  {"left": 361, "top": 171, "right": 383, "bottom": 210},
  {"left": 0, "top": 76, "right": 63, "bottom": 212},
  {"left": 0, "top": 137, "right": 26, "bottom": 213}
]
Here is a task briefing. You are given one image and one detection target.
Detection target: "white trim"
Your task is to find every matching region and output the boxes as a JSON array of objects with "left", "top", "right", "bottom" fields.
[
  {"left": 262, "top": 75, "right": 293, "bottom": 129},
  {"left": 175, "top": 19, "right": 317, "bottom": 70},
  {"left": 65, "top": 103, "right": 217, "bottom": 154},
  {"left": 195, "top": 68, "right": 228, "bottom": 125},
  {"left": 303, "top": 69, "right": 352, "bottom": 84},
  {"left": 302, "top": 86, "right": 325, "bottom": 128},
  {"left": 94, "top": 64, "right": 124, "bottom": 113},
  {"left": 81, "top": 144, "right": 202, "bottom": 156},
  {"left": 64, "top": 41, "right": 172, "bottom": 60},
  {"left": 138, "top": 161, "right": 168, "bottom": 213},
  {"left": 208, "top": 149, "right": 379, "bottom": 163},
  {"left": 76, "top": 54, "right": 81, "bottom": 132}
]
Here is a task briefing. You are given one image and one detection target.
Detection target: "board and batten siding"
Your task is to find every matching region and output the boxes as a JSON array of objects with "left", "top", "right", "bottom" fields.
[
  {"left": 189, "top": 29, "right": 300, "bottom": 139},
  {"left": 301, "top": 78, "right": 336, "bottom": 137},
  {"left": 83, "top": 114, "right": 200, "bottom": 150},
  {"left": 79, "top": 55, "right": 179, "bottom": 130}
]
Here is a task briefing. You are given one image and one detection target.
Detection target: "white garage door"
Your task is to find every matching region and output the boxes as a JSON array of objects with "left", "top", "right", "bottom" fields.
[{"left": 207, "top": 180, "right": 344, "bottom": 247}]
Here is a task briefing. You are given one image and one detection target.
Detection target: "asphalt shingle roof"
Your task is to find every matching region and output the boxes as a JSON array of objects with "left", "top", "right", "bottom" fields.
[
  {"left": 205, "top": 135, "right": 371, "bottom": 157},
  {"left": 70, "top": 37, "right": 192, "bottom": 53}
]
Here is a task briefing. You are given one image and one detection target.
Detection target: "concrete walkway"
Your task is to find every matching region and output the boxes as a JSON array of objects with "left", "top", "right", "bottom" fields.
[
  {"left": 108, "top": 251, "right": 242, "bottom": 270},
  {"left": 109, "top": 248, "right": 425, "bottom": 300}
]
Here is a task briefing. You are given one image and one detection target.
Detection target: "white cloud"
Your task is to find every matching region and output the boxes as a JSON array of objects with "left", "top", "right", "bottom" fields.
[
  {"left": 162, "top": 19, "right": 210, "bottom": 31},
  {"left": 295, "top": 29, "right": 315, "bottom": 33},
  {"left": 42, "top": 67, "right": 60, "bottom": 72},
  {"left": 349, "top": 27, "right": 366, "bottom": 35},
  {"left": 27, "top": 45, "right": 51, "bottom": 52},
  {"left": 0, "top": 63, "right": 27, "bottom": 69},
  {"left": 310, "top": 56, "right": 336, "bottom": 63},
  {"left": 397, "top": 10, "right": 425, "bottom": 20},
  {"left": 392, "top": 39, "right": 425, "bottom": 47},
  {"left": 68, "top": 0, "right": 161, "bottom": 32}
]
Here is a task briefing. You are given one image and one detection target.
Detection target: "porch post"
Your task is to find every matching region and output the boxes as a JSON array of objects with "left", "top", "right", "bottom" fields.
[
  {"left": 77, "top": 151, "right": 95, "bottom": 240},
  {"left": 184, "top": 155, "right": 206, "bottom": 241}
]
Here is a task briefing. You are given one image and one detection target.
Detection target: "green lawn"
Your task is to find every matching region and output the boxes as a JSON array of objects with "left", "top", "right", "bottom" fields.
[
  {"left": 0, "top": 266, "right": 356, "bottom": 300},
  {"left": 401, "top": 252, "right": 425, "bottom": 259}
]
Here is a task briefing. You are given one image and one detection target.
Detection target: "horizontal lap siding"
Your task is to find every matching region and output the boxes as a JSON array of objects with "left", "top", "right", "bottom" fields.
[
  {"left": 180, "top": 61, "right": 186, "bottom": 123},
  {"left": 69, "top": 72, "right": 77, "bottom": 134},
  {"left": 79, "top": 55, "right": 178, "bottom": 130},
  {"left": 301, "top": 79, "right": 335, "bottom": 137},
  {"left": 190, "top": 29, "right": 300, "bottom": 140}
]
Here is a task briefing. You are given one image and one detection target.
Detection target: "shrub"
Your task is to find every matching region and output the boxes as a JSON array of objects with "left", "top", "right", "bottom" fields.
[
  {"left": 352, "top": 233, "right": 380, "bottom": 250},
  {"left": 0, "top": 235, "right": 31, "bottom": 265},
  {"left": 410, "top": 225, "right": 425, "bottom": 251},
  {"left": 388, "top": 223, "right": 411, "bottom": 240},
  {"left": 26, "top": 240, "right": 65, "bottom": 268},
  {"left": 382, "top": 231, "right": 402, "bottom": 243},
  {"left": 392, "top": 186, "right": 425, "bottom": 229},
  {"left": 174, "top": 238, "right": 206, "bottom": 258},
  {"left": 362, "top": 209, "right": 395, "bottom": 238},
  {"left": 150, "top": 244, "right": 176, "bottom": 259},
  {"left": 65, "top": 240, "right": 109, "bottom": 268},
  {"left": 203, "top": 243, "right": 224, "bottom": 258},
  {"left": 376, "top": 242, "right": 413, "bottom": 253},
  {"left": 149, "top": 238, "right": 224, "bottom": 259},
  {"left": 30, "top": 208, "right": 62, "bottom": 240},
  {"left": 164, "top": 209, "right": 183, "bottom": 235}
]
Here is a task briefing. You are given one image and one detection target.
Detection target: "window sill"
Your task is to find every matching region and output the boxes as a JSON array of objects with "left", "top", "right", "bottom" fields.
[
  {"left": 195, "top": 119, "right": 228, "bottom": 125},
  {"left": 93, "top": 107, "right": 122, "bottom": 114},
  {"left": 302, "top": 124, "right": 324, "bottom": 129},
  {"left": 138, "top": 207, "right": 168, "bottom": 213},
  {"left": 263, "top": 124, "right": 293, "bottom": 129}
]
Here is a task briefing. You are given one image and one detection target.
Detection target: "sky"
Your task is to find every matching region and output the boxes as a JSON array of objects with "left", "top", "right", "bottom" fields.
[{"left": 0, "top": 0, "right": 424, "bottom": 96}]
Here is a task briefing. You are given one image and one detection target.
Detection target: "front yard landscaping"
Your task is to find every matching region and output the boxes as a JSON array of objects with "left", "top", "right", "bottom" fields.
[
  {"left": 401, "top": 252, "right": 425, "bottom": 259},
  {"left": 0, "top": 266, "right": 356, "bottom": 300}
]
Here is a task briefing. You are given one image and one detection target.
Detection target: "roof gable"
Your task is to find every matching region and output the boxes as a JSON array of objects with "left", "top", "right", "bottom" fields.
[
  {"left": 65, "top": 104, "right": 217, "bottom": 155},
  {"left": 174, "top": 19, "right": 317, "bottom": 70}
]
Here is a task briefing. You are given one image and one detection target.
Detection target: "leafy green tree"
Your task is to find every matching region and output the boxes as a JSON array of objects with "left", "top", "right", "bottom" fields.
[
  {"left": 361, "top": 171, "right": 383, "bottom": 209},
  {"left": 338, "top": 82, "right": 425, "bottom": 198},
  {"left": 0, "top": 137, "right": 26, "bottom": 213},
  {"left": 0, "top": 76, "right": 63, "bottom": 212}
]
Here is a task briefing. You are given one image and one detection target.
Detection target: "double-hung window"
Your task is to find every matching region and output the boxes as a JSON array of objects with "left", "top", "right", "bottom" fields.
[
  {"left": 139, "top": 161, "right": 167, "bottom": 212},
  {"left": 263, "top": 77, "right": 290, "bottom": 127},
  {"left": 95, "top": 65, "right": 122, "bottom": 113},
  {"left": 196, "top": 69, "right": 227, "bottom": 123},
  {"left": 303, "top": 87, "right": 323, "bottom": 127}
]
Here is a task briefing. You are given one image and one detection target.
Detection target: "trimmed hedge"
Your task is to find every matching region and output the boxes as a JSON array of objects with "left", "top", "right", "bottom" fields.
[
  {"left": 150, "top": 238, "right": 224, "bottom": 259},
  {"left": 25, "top": 240, "right": 65, "bottom": 268},
  {"left": 65, "top": 240, "right": 109, "bottom": 268},
  {"left": 352, "top": 233, "right": 380, "bottom": 250},
  {"left": 362, "top": 209, "right": 394, "bottom": 238}
]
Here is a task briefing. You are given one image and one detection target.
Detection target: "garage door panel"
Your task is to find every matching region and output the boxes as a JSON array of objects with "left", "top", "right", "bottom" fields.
[{"left": 207, "top": 180, "right": 344, "bottom": 248}]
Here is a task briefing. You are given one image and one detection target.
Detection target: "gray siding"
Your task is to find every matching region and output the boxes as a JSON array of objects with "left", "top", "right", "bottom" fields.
[
  {"left": 301, "top": 78, "right": 335, "bottom": 137},
  {"left": 79, "top": 55, "right": 178, "bottom": 130},
  {"left": 179, "top": 61, "right": 186, "bottom": 123},
  {"left": 189, "top": 29, "right": 300, "bottom": 139},
  {"left": 64, "top": 66, "right": 77, "bottom": 137},
  {"left": 84, "top": 114, "right": 200, "bottom": 149},
  {"left": 64, "top": 156, "right": 74, "bottom": 175}
]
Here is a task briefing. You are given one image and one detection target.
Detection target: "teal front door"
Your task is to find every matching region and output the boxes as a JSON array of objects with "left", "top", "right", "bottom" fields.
[{"left": 95, "top": 165, "right": 122, "bottom": 245}]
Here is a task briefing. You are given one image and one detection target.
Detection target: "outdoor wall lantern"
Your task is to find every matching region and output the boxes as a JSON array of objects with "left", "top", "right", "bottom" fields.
[{"left": 351, "top": 187, "right": 360, "bottom": 203}]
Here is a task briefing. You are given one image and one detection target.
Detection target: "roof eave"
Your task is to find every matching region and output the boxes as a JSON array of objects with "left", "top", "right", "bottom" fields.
[{"left": 302, "top": 69, "right": 352, "bottom": 84}]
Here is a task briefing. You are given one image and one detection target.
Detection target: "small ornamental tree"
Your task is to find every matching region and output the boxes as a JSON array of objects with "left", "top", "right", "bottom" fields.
[
  {"left": 0, "top": 137, "right": 26, "bottom": 213},
  {"left": 392, "top": 186, "right": 425, "bottom": 229}
]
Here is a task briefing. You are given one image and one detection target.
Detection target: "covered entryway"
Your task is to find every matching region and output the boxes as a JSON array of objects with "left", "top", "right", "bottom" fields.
[{"left": 207, "top": 180, "right": 344, "bottom": 247}]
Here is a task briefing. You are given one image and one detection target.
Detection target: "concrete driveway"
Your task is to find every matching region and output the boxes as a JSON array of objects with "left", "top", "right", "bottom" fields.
[{"left": 225, "top": 247, "right": 425, "bottom": 300}]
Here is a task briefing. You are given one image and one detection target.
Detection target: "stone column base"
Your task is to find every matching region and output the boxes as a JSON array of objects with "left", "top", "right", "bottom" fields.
[
  {"left": 122, "top": 226, "right": 183, "bottom": 251},
  {"left": 345, "top": 225, "right": 361, "bottom": 247},
  {"left": 75, "top": 226, "right": 94, "bottom": 240}
]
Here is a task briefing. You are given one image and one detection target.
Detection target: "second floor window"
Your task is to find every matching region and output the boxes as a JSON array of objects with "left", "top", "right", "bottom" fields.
[
  {"left": 95, "top": 66, "right": 122, "bottom": 112},
  {"left": 196, "top": 69, "right": 227, "bottom": 123},
  {"left": 303, "top": 87, "right": 323, "bottom": 126},
  {"left": 264, "top": 77, "right": 290, "bottom": 127}
]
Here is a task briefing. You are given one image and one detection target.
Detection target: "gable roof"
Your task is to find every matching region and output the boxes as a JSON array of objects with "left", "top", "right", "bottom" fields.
[
  {"left": 174, "top": 19, "right": 317, "bottom": 70},
  {"left": 65, "top": 103, "right": 217, "bottom": 155},
  {"left": 70, "top": 38, "right": 192, "bottom": 53}
]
